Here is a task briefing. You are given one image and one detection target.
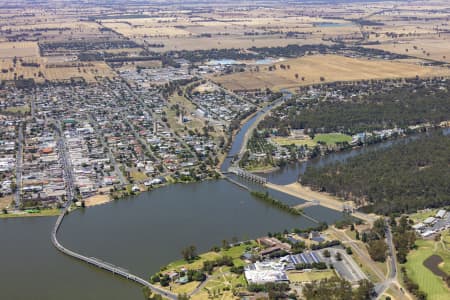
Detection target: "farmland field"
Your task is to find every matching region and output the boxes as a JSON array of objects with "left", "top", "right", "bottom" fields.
[
  {"left": 366, "top": 38, "right": 450, "bottom": 64},
  {"left": 211, "top": 55, "right": 450, "bottom": 91},
  {"left": 0, "top": 57, "right": 115, "bottom": 83},
  {"left": 143, "top": 36, "right": 325, "bottom": 52},
  {"left": 0, "top": 41, "right": 39, "bottom": 58}
]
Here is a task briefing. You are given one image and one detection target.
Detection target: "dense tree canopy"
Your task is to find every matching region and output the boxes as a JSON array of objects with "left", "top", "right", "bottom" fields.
[
  {"left": 302, "top": 277, "right": 375, "bottom": 300},
  {"left": 260, "top": 82, "right": 450, "bottom": 134},
  {"left": 300, "top": 133, "right": 450, "bottom": 214}
]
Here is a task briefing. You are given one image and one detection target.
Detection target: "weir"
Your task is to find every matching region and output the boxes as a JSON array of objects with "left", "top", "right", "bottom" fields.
[{"left": 228, "top": 166, "right": 267, "bottom": 184}]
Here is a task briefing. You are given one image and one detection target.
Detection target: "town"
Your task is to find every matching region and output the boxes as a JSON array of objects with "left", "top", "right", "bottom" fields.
[{"left": 1, "top": 1, "right": 450, "bottom": 300}]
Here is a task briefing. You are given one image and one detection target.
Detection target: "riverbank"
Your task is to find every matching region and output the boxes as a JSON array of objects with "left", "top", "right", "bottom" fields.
[
  {"left": 84, "top": 194, "right": 112, "bottom": 207},
  {"left": 151, "top": 242, "right": 255, "bottom": 299},
  {"left": 0, "top": 176, "right": 215, "bottom": 219},
  {"left": 266, "top": 182, "right": 377, "bottom": 224},
  {"left": 246, "top": 165, "right": 279, "bottom": 173}
]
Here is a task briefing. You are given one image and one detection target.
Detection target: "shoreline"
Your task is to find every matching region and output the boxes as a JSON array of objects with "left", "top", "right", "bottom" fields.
[
  {"left": 246, "top": 124, "right": 450, "bottom": 178},
  {"left": 0, "top": 176, "right": 226, "bottom": 219},
  {"left": 266, "top": 182, "right": 377, "bottom": 224}
]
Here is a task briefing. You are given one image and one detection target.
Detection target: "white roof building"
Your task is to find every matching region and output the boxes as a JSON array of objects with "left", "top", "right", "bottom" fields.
[
  {"left": 436, "top": 210, "right": 447, "bottom": 219},
  {"left": 412, "top": 223, "right": 425, "bottom": 230},
  {"left": 244, "top": 270, "right": 289, "bottom": 284},
  {"left": 423, "top": 217, "right": 436, "bottom": 225},
  {"left": 421, "top": 230, "right": 435, "bottom": 237}
]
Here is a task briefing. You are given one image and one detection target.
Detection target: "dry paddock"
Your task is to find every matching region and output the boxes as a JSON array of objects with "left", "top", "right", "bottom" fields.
[{"left": 211, "top": 54, "right": 450, "bottom": 91}]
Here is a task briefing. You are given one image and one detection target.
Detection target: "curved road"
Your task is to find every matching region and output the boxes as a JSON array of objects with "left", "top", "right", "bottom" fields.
[{"left": 51, "top": 202, "right": 177, "bottom": 300}]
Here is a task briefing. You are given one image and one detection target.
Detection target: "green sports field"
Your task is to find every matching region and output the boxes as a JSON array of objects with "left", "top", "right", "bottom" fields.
[
  {"left": 272, "top": 133, "right": 352, "bottom": 147},
  {"left": 313, "top": 133, "right": 352, "bottom": 145}
]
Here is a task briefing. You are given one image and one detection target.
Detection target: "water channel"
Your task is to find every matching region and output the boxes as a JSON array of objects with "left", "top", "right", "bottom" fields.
[{"left": 258, "top": 128, "right": 450, "bottom": 185}]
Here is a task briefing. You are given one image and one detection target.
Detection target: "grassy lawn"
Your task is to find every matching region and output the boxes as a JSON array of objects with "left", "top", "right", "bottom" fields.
[
  {"left": 165, "top": 242, "right": 257, "bottom": 272},
  {"left": 287, "top": 270, "right": 336, "bottom": 282},
  {"left": 0, "top": 208, "right": 60, "bottom": 218},
  {"left": 313, "top": 133, "right": 352, "bottom": 145},
  {"left": 166, "top": 252, "right": 223, "bottom": 271},
  {"left": 382, "top": 288, "right": 396, "bottom": 300},
  {"left": 351, "top": 245, "right": 383, "bottom": 283},
  {"left": 344, "top": 229, "right": 357, "bottom": 240},
  {"left": 0, "top": 195, "right": 13, "bottom": 210},
  {"left": 130, "top": 170, "right": 148, "bottom": 182},
  {"left": 442, "top": 231, "right": 450, "bottom": 252},
  {"left": 2, "top": 105, "right": 30, "bottom": 114},
  {"left": 271, "top": 136, "right": 316, "bottom": 147},
  {"left": 160, "top": 243, "right": 255, "bottom": 299},
  {"left": 170, "top": 281, "right": 199, "bottom": 294},
  {"left": 375, "top": 261, "right": 388, "bottom": 278},
  {"left": 404, "top": 239, "right": 450, "bottom": 300},
  {"left": 271, "top": 133, "right": 351, "bottom": 148},
  {"left": 166, "top": 93, "right": 206, "bottom": 132},
  {"left": 437, "top": 233, "right": 450, "bottom": 274},
  {"left": 245, "top": 163, "right": 277, "bottom": 173},
  {"left": 193, "top": 269, "right": 244, "bottom": 300}
]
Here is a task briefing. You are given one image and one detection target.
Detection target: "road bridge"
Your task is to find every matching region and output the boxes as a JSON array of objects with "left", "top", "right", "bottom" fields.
[{"left": 51, "top": 202, "right": 177, "bottom": 300}]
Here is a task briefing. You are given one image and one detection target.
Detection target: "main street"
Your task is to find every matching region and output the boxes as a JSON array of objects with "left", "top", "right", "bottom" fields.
[
  {"left": 14, "top": 123, "right": 23, "bottom": 208},
  {"left": 56, "top": 121, "right": 76, "bottom": 202}
]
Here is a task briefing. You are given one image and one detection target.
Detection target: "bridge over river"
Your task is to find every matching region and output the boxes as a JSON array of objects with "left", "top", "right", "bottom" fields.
[{"left": 51, "top": 202, "right": 177, "bottom": 300}]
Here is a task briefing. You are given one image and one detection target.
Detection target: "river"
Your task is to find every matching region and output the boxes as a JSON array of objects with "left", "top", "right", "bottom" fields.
[
  {"left": 257, "top": 129, "right": 449, "bottom": 185},
  {"left": 3, "top": 101, "right": 440, "bottom": 300},
  {"left": 1, "top": 94, "right": 331, "bottom": 300},
  {"left": 0, "top": 180, "right": 343, "bottom": 300}
]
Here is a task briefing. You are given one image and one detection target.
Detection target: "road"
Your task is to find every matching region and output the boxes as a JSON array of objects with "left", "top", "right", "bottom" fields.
[
  {"left": 56, "top": 121, "right": 76, "bottom": 201},
  {"left": 374, "top": 219, "right": 411, "bottom": 300},
  {"left": 14, "top": 123, "right": 23, "bottom": 208},
  {"left": 331, "top": 225, "right": 408, "bottom": 300},
  {"left": 51, "top": 200, "right": 177, "bottom": 300},
  {"left": 330, "top": 227, "right": 386, "bottom": 282}
]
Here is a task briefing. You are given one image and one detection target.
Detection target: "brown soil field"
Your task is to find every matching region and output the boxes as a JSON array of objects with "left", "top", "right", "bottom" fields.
[
  {"left": 84, "top": 194, "right": 111, "bottom": 207},
  {"left": 146, "top": 36, "right": 326, "bottom": 52},
  {"left": 0, "top": 195, "right": 13, "bottom": 210},
  {"left": 103, "top": 21, "right": 191, "bottom": 37},
  {"left": 117, "top": 60, "right": 162, "bottom": 72},
  {"left": 366, "top": 37, "right": 450, "bottom": 63},
  {"left": 43, "top": 61, "right": 116, "bottom": 82},
  {"left": 0, "top": 58, "right": 116, "bottom": 83},
  {"left": 0, "top": 42, "right": 39, "bottom": 58},
  {"left": 211, "top": 54, "right": 450, "bottom": 91},
  {"left": 2, "top": 21, "right": 101, "bottom": 31}
]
